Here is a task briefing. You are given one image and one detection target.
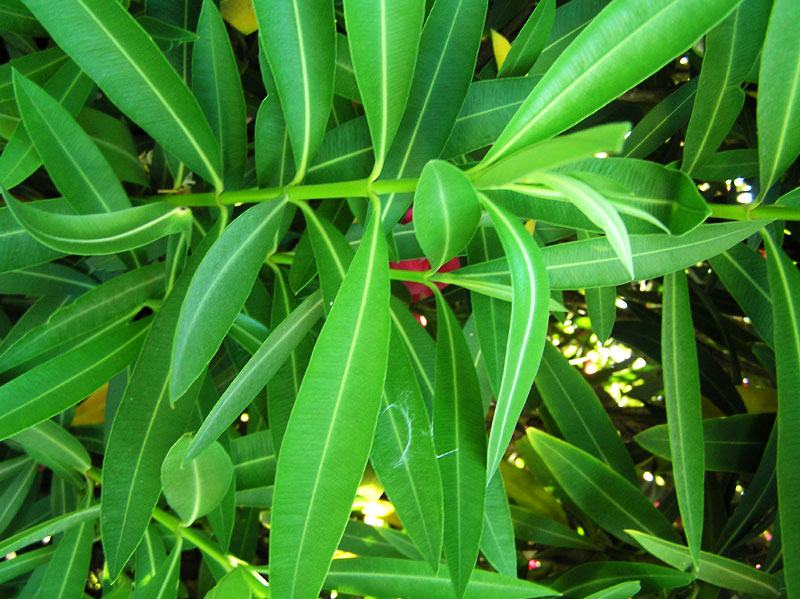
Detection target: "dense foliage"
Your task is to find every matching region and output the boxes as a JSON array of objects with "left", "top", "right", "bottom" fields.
[{"left": 0, "top": 0, "right": 798, "bottom": 598}]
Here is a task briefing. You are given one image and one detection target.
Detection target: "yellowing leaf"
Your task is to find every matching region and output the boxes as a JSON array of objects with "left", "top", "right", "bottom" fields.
[
  {"left": 490, "top": 29, "right": 511, "bottom": 71},
  {"left": 220, "top": 0, "right": 258, "bottom": 35},
  {"left": 71, "top": 383, "right": 108, "bottom": 426},
  {"left": 737, "top": 385, "right": 778, "bottom": 414}
]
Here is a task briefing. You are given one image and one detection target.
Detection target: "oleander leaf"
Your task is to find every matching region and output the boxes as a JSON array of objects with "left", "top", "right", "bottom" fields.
[
  {"left": 551, "top": 561, "right": 693, "bottom": 596},
  {"left": 480, "top": 195, "right": 549, "bottom": 480},
  {"left": 0, "top": 504, "right": 99, "bottom": 556},
  {"left": 11, "top": 420, "right": 90, "bottom": 487},
  {"left": 483, "top": 0, "right": 742, "bottom": 165},
  {"left": 171, "top": 199, "right": 287, "bottom": 401},
  {"left": 269, "top": 205, "right": 390, "bottom": 599},
  {"left": 497, "top": 0, "right": 555, "bottom": 78},
  {"left": 22, "top": 0, "right": 223, "bottom": 188},
  {"left": 661, "top": 270, "right": 704, "bottom": 567},
  {"left": 343, "top": 0, "right": 424, "bottom": 179},
  {"left": 253, "top": 0, "right": 336, "bottom": 182},
  {"left": 135, "top": 537, "right": 183, "bottom": 599},
  {"left": 480, "top": 472, "right": 516, "bottom": 577},
  {"left": 414, "top": 159, "right": 481, "bottom": 271}
]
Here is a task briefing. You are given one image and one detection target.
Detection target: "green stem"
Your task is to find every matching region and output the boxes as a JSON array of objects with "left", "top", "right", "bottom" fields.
[{"left": 708, "top": 203, "right": 800, "bottom": 221}]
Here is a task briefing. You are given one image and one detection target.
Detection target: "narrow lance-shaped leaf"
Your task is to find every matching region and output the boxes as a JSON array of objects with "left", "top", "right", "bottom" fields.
[
  {"left": 192, "top": 0, "right": 247, "bottom": 190},
  {"left": 432, "top": 289, "right": 487, "bottom": 598},
  {"left": 186, "top": 291, "right": 324, "bottom": 462},
  {"left": 479, "top": 195, "right": 549, "bottom": 480},
  {"left": 135, "top": 537, "right": 183, "bottom": 599},
  {"left": 0, "top": 319, "right": 148, "bottom": 442},
  {"left": 22, "top": 0, "right": 222, "bottom": 188},
  {"left": 12, "top": 70, "right": 131, "bottom": 214},
  {"left": 481, "top": 0, "right": 742, "bottom": 166},
  {"left": 2, "top": 192, "right": 192, "bottom": 256},
  {"left": 371, "top": 327, "right": 443, "bottom": 571},
  {"left": 0, "top": 504, "right": 99, "bottom": 557},
  {"left": 0, "top": 460, "right": 38, "bottom": 537},
  {"left": 761, "top": 230, "right": 800, "bottom": 597},
  {"left": 343, "top": 0, "right": 424, "bottom": 179},
  {"left": 661, "top": 270, "right": 704, "bottom": 568},
  {"left": 12, "top": 419, "right": 91, "bottom": 487},
  {"left": 253, "top": 0, "right": 335, "bottom": 183},
  {"left": 102, "top": 218, "right": 224, "bottom": 580},
  {"left": 171, "top": 199, "right": 287, "bottom": 401},
  {"left": 414, "top": 159, "right": 481, "bottom": 271},
  {"left": 480, "top": 472, "right": 516, "bottom": 577},
  {"left": 757, "top": 0, "right": 800, "bottom": 196},
  {"left": 269, "top": 201, "right": 390, "bottom": 599},
  {"left": 496, "top": 0, "right": 555, "bottom": 78},
  {"left": 527, "top": 428, "right": 680, "bottom": 546}
]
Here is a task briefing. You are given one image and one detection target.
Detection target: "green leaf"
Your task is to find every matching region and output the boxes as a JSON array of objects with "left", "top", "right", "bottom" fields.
[
  {"left": 471, "top": 122, "right": 629, "bottom": 188},
  {"left": 480, "top": 472, "right": 516, "bottom": 577},
  {"left": 192, "top": 0, "right": 247, "bottom": 190},
  {"left": 135, "top": 524, "right": 166, "bottom": 592},
  {"left": 322, "top": 557, "right": 557, "bottom": 599},
  {"left": 414, "top": 159, "right": 481, "bottom": 271},
  {"left": 583, "top": 581, "right": 641, "bottom": 599},
  {"left": 432, "top": 289, "right": 487, "bottom": 598},
  {"left": 584, "top": 279, "right": 616, "bottom": 344},
  {"left": 231, "top": 431, "right": 277, "bottom": 490},
  {"left": 0, "top": 460, "right": 38, "bottom": 536},
  {"left": 203, "top": 568, "right": 252, "bottom": 599},
  {"left": 626, "top": 530, "right": 782, "bottom": 598},
  {"left": 480, "top": 195, "right": 550, "bottom": 480},
  {"left": 527, "top": 428, "right": 679, "bottom": 546},
  {"left": 102, "top": 221, "right": 222, "bottom": 580},
  {"left": 343, "top": 0, "right": 424, "bottom": 178},
  {"left": 31, "top": 495, "right": 94, "bottom": 599},
  {"left": 186, "top": 291, "right": 323, "bottom": 462},
  {"left": 269, "top": 206, "right": 390, "bottom": 599},
  {"left": 0, "top": 264, "right": 164, "bottom": 373},
  {"left": 135, "top": 537, "right": 183, "bottom": 599},
  {"left": 552, "top": 561, "right": 693, "bottom": 597},
  {"left": 0, "top": 0, "right": 45, "bottom": 36},
  {"left": 528, "top": 171, "right": 633, "bottom": 277},
  {"left": 253, "top": 0, "right": 335, "bottom": 182},
  {"left": 11, "top": 420, "right": 90, "bottom": 486},
  {"left": 254, "top": 95, "right": 295, "bottom": 188},
  {"left": 378, "top": 0, "right": 486, "bottom": 229},
  {"left": 510, "top": 505, "right": 599, "bottom": 551},
  {"left": 0, "top": 47, "right": 67, "bottom": 115},
  {"left": 22, "top": 0, "right": 223, "bottom": 188},
  {"left": 371, "top": 327, "right": 443, "bottom": 571},
  {"left": 172, "top": 199, "right": 287, "bottom": 400},
  {"left": 691, "top": 148, "right": 759, "bottom": 181},
  {"left": 442, "top": 77, "right": 539, "bottom": 159},
  {"left": 761, "top": 230, "right": 800, "bottom": 596},
  {"left": 389, "top": 295, "right": 436, "bottom": 410},
  {"left": 661, "top": 270, "right": 704, "bottom": 567},
  {"left": 0, "top": 60, "right": 93, "bottom": 190},
  {"left": 161, "top": 435, "right": 234, "bottom": 525},
  {"left": 497, "top": 0, "right": 555, "bottom": 78},
  {"left": 536, "top": 341, "right": 638, "bottom": 484},
  {"left": 0, "top": 200, "right": 67, "bottom": 273},
  {"left": 482, "top": 0, "right": 742, "bottom": 165},
  {"left": 0, "top": 319, "right": 147, "bottom": 442},
  {"left": 12, "top": 70, "right": 130, "bottom": 213},
  {"left": 0, "top": 546, "right": 54, "bottom": 585},
  {"left": 0, "top": 503, "right": 99, "bottom": 556},
  {"left": 681, "top": 0, "right": 769, "bottom": 175},
  {"left": 623, "top": 78, "right": 697, "bottom": 159},
  {"left": 77, "top": 107, "right": 148, "bottom": 186},
  {"left": 757, "top": 0, "right": 800, "bottom": 195},
  {"left": 635, "top": 414, "right": 774, "bottom": 473},
  {"left": 2, "top": 192, "right": 192, "bottom": 256}
]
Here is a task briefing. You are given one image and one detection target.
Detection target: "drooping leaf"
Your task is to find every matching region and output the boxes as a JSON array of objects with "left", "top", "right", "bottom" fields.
[
  {"left": 269, "top": 205, "right": 390, "bottom": 599},
  {"left": 253, "top": 0, "right": 336, "bottom": 182},
  {"left": 432, "top": 289, "right": 487, "bottom": 598},
  {"left": 536, "top": 341, "right": 638, "bottom": 484},
  {"left": 343, "top": 0, "right": 424, "bottom": 178},
  {"left": 761, "top": 230, "right": 800, "bottom": 596},
  {"left": 12, "top": 70, "right": 131, "bottom": 213},
  {"left": 482, "top": 0, "right": 742, "bottom": 165},
  {"left": 497, "top": 0, "right": 555, "bottom": 78},
  {"left": 172, "top": 199, "right": 287, "bottom": 400},
  {"left": 480, "top": 195, "right": 549, "bottom": 480},
  {"left": 0, "top": 319, "right": 148, "bottom": 442},
  {"left": 627, "top": 530, "right": 782, "bottom": 598},
  {"left": 192, "top": 0, "right": 248, "bottom": 190},
  {"left": 0, "top": 200, "right": 67, "bottom": 273},
  {"left": 757, "top": 0, "right": 800, "bottom": 195},
  {"left": 161, "top": 435, "right": 234, "bottom": 525},
  {"left": 186, "top": 291, "right": 323, "bottom": 462},
  {"left": 414, "top": 159, "right": 481, "bottom": 271},
  {"left": 661, "top": 270, "right": 704, "bottom": 567},
  {"left": 22, "top": 0, "right": 223, "bottom": 188},
  {"left": 527, "top": 428, "right": 680, "bottom": 546},
  {"left": 2, "top": 192, "right": 192, "bottom": 256},
  {"left": 371, "top": 327, "right": 443, "bottom": 571}
]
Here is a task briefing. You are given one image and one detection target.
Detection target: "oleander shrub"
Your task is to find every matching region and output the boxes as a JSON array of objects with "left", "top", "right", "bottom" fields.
[{"left": 0, "top": 0, "right": 798, "bottom": 597}]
